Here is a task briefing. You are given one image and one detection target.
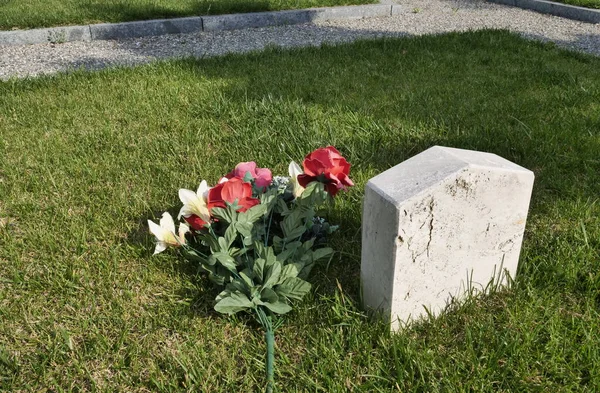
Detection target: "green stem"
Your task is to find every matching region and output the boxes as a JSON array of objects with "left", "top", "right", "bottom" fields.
[
  {"left": 256, "top": 307, "right": 276, "bottom": 393},
  {"left": 265, "top": 327, "right": 275, "bottom": 393}
]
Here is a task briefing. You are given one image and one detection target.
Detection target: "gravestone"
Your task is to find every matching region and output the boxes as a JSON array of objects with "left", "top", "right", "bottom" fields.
[{"left": 361, "top": 146, "right": 534, "bottom": 330}]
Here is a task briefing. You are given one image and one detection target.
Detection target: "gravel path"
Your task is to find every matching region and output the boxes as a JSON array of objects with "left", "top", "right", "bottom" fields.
[{"left": 1, "top": 0, "right": 599, "bottom": 80}]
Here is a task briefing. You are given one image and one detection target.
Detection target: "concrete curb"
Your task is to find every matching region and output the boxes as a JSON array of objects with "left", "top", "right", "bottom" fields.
[
  {"left": 203, "top": 4, "right": 391, "bottom": 31},
  {"left": 488, "top": 0, "right": 600, "bottom": 24},
  {"left": 0, "top": 4, "right": 393, "bottom": 46}
]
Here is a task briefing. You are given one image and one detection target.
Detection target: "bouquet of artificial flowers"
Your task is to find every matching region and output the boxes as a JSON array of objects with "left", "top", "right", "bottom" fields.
[{"left": 148, "top": 146, "right": 353, "bottom": 392}]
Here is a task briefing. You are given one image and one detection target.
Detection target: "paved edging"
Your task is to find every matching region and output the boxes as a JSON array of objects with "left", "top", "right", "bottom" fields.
[
  {"left": 0, "top": 4, "right": 394, "bottom": 45},
  {"left": 488, "top": 0, "right": 600, "bottom": 24}
]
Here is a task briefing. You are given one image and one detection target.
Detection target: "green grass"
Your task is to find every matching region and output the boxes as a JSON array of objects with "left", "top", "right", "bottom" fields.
[
  {"left": 0, "top": 0, "right": 376, "bottom": 30},
  {"left": 550, "top": 0, "right": 600, "bottom": 9},
  {"left": 1, "top": 30, "right": 600, "bottom": 392}
]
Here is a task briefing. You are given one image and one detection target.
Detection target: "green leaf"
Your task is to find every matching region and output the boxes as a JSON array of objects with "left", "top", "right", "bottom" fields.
[
  {"left": 208, "top": 273, "right": 225, "bottom": 286},
  {"left": 273, "top": 236, "right": 283, "bottom": 253},
  {"left": 239, "top": 203, "right": 267, "bottom": 224},
  {"left": 284, "top": 226, "right": 306, "bottom": 241},
  {"left": 227, "top": 279, "right": 250, "bottom": 297},
  {"left": 211, "top": 206, "right": 237, "bottom": 224},
  {"left": 263, "top": 260, "right": 282, "bottom": 289},
  {"left": 183, "top": 247, "right": 207, "bottom": 264},
  {"left": 214, "top": 252, "right": 237, "bottom": 272},
  {"left": 200, "top": 262, "right": 230, "bottom": 285},
  {"left": 239, "top": 269, "right": 255, "bottom": 289},
  {"left": 260, "top": 189, "right": 278, "bottom": 214},
  {"left": 276, "top": 277, "right": 312, "bottom": 300},
  {"left": 214, "top": 290, "right": 254, "bottom": 315},
  {"left": 260, "top": 287, "right": 279, "bottom": 304},
  {"left": 235, "top": 221, "right": 253, "bottom": 238},
  {"left": 218, "top": 237, "right": 229, "bottom": 252},
  {"left": 312, "top": 247, "right": 334, "bottom": 262},
  {"left": 281, "top": 213, "right": 302, "bottom": 238},
  {"left": 284, "top": 241, "right": 302, "bottom": 252},
  {"left": 224, "top": 224, "right": 237, "bottom": 248},
  {"left": 243, "top": 171, "right": 254, "bottom": 183},
  {"left": 229, "top": 247, "right": 244, "bottom": 257},
  {"left": 264, "top": 300, "right": 292, "bottom": 315},
  {"left": 275, "top": 198, "right": 291, "bottom": 216},
  {"left": 278, "top": 262, "right": 302, "bottom": 283},
  {"left": 276, "top": 249, "right": 293, "bottom": 264},
  {"left": 301, "top": 238, "right": 315, "bottom": 252},
  {"left": 198, "top": 233, "right": 219, "bottom": 253},
  {"left": 253, "top": 258, "right": 266, "bottom": 284},
  {"left": 299, "top": 181, "right": 327, "bottom": 205}
]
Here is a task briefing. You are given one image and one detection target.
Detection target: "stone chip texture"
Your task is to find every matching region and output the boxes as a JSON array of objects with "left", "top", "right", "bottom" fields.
[{"left": 1, "top": 0, "right": 599, "bottom": 80}]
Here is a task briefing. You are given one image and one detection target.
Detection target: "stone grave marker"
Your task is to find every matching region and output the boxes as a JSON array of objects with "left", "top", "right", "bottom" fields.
[{"left": 361, "top": 146, "right": 534, "bottom": 330}]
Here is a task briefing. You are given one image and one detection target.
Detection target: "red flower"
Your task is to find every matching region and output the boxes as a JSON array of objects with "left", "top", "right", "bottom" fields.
[
  {"left": 208, "top": 177, "right": 260, "bottom": 212},
  {"left": 184, "top": 214, "right": 208, "bottom": 231},
  {"left": 227, "top": 161, "right": 273, "bottom": 190},
  {"left": 297, "top": 146, "right": 354, "bottom": 197}
]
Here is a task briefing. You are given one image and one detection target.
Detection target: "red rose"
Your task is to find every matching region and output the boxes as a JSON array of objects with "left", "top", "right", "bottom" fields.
[
  {"left": 207, "top": 177, "right": 260, "bottom": 212},
  {"left": 297, "top": 146, "right": 354, "bottom": 197}
]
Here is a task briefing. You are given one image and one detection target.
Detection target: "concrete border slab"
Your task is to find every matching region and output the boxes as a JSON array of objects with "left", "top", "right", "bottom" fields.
[
  {"left": 0, "top": 25, "right": 91, "bottom": 45},
  {"left": 202, "top": 10, "right": 312, "bottom": 31},
  {"left": 0, "top": 4, "right": 392, "bottom": 45},
  {"left": 89, "top": 17, "right": 202, "bottom": 40},
  {"left": 202, "top": 5, "right": 391, "bottom": 31},
  {"left": 488, "top": 0, "right": 600, "bottom": 24}
]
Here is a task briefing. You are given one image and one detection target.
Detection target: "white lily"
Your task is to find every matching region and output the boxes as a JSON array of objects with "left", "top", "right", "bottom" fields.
[
  {"left": 178, "top": 180, "right": 211, "bottom": 222},
  {"left": 148, "top": 212, "right": 189, "bottom": 255},
  {"left": 288, "top": 161, "right": 305, "bottom": 198}
]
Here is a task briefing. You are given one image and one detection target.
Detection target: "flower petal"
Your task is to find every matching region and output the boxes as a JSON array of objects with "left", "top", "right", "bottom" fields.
[
  {"left": 153, "top": 242, "right": 168, "bottom": 255},
  {"left": 159, "top": 212, "right": 176, "bottom": 233},
  {"left": 148, "top": 219, "right": 165, "bottom": 241},
  {"left": 254, "top": 167, "right": 272, "bottom": 189},
  {"left": 234, "top": 161, "right": 258, "bottom": 179},
  {"left": 197, "top": 180, "right": 210, "bottom": 198},
  {"left": 288, "top": 161, "right": 302, "bottom": 178},
  {"left": 178, "top": 222, "right": 190, "bottom": 244}
]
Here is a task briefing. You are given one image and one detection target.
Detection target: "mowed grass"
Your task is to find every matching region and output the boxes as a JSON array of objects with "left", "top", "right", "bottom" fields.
[
  {"left": 0, "top": 0, "right": 376, "bottom": 30},
  {"left": 1, "top": 30, "right": 599, "bottom": 391}
]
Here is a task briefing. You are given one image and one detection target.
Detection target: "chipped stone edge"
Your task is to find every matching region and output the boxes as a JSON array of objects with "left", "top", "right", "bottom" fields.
[
  {"left": 488, "top": 0, "right": 600, "bottom": 24},
  {"left": 0, "top": 4, "right": 394, "bottom": 46}
]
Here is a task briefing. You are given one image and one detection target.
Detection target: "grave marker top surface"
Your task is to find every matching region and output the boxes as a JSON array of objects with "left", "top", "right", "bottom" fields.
[{"left": 368, "top": 146, "right": 533, "bottom": 206}]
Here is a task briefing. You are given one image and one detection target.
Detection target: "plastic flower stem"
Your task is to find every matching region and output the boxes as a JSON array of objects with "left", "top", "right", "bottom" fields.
[
  {"left": 265, "top": 327, "right": 275, "bottom": 393},
  {"left": 256, "top": 307, "right": 275, "bottom": 393},
  {"left": 208, "top": 225, "right": 218, "bottom": 239},
  {"left": 264, "top": 207, "right": 275, "bottom": 247},
  {"left": 240, "top": 234, "right": 252, "bottom": 264},
  {"left": 183, "top": 245, "right": 209, "bottom": 259}
]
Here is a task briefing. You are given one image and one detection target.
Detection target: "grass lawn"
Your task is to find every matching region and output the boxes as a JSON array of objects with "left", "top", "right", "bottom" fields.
[
  {"left": 551, "top": 0, "right": 600, "bottom": 9},
  {"left": 1, "top": 30, "right": 599, "bottom": 391},
  {"left": 0, "top": 0, "right": 377, "bottom": 31}
]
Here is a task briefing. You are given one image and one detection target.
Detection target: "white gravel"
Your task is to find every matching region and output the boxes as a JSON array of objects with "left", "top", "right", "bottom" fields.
[{"left": 1, "top": 0, "right": 599, "bottom": 80}]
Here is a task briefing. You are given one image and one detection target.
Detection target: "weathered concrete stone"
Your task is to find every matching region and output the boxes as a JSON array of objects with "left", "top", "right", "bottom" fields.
[
  {"left": 202, "top": 10, "right": 311, "bottom": 31},
  {"left": 89, "top": 17, "right": 202, "bottom": 40},
  {"left": 202, "top": 5, "right": 391, "bottom": 31},
  {"left": 0, "top": 25, "right": 91, "bottom": 46},
  {"left": 361, "top": 146, "right": 534, "bottom": 330}
]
